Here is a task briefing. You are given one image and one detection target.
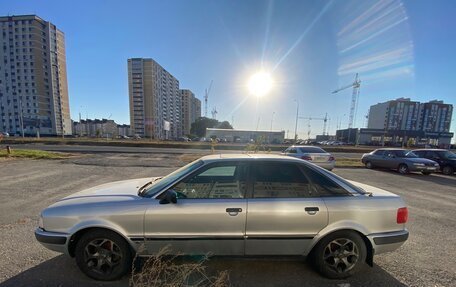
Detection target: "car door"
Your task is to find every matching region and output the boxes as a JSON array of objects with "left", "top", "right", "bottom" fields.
[
  {"left": 383, "top": 150, "right": 398, "bottom": 169},
  {"left": 245, "top": 161, "right": 328, "bottom": 255},
  {"left": 143, "top": 161, "right": 248, "bottom": 255},
  {"left": 425, "top": 151, "right": 442, "bottom": 166}
]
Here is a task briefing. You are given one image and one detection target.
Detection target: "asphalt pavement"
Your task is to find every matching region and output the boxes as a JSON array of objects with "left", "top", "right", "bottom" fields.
[{"left": 0, "top": 152, "right": 454, "bottom": 287}]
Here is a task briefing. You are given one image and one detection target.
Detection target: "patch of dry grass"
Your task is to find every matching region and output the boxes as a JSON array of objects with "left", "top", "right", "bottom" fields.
[
  {"left": 0, "top": 148, "right": 72, "bottom": 159},
  {"left": 130, "top": 246, "right": 230, "bottom": 287},
  {"left": 335, "top": 158, "right": 363, "bottom": 167}
]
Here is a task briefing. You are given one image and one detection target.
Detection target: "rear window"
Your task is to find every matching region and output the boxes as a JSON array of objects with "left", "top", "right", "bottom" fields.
[{"left": 299, "top": 147, "right": 325, "bottom": 153}]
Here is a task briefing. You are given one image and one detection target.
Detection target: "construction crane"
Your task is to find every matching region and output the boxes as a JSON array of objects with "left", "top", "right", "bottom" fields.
[
  {"left": 332, "top": 73, "right": 361, "bottom": 129},
  {"left": 204, "top": 80, "right": 213, "bottom": 118},
  {"left": 298, "top": 113, "right": 329, "bottom": 138},
  {"left": 211, "top": 107, "right": 218, "bottom": 120}
]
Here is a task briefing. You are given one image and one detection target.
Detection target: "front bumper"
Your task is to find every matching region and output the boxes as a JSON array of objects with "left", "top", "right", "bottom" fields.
[
  {"left": 409, "top": 165, "right": 438, "bottom": 172},
  {"left": 368, "top": 229, "right": 409, "bottom": 254},
  {"left": 35, "top": 228, "right": 70, "bottom": 254}
]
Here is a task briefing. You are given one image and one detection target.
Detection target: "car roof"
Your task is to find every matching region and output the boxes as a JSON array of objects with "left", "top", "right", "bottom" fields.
[
  {"left": 413, "top": 149, "right": 448, "bottom": 151},
  {"left": 376, "top": 148, "right": 408, "bottom": 151},
  {"left": 291, "top": 145, "right": 324, "bottom": 148},
  {"left": 200, "top": 153, "right": 304, "bottom": 163}
]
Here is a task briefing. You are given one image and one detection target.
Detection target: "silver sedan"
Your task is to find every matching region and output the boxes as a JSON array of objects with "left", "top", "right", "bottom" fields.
[
  {"left": 282, "top": 145, "right": 336, "bottom": 170},
  {"left": 36, "top": 154, "right": 408, "bottom": 281}
]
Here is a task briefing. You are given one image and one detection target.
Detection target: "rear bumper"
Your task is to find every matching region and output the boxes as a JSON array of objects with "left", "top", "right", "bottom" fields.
[
  {"left": 368, "top": 229, "right": 409, "bottom": 254},
  {"left": 314, "top": 161, "right": 336, "bottom": 170},
  {"left": 35, "top": 228, "right": 70, "bottom": 254}
]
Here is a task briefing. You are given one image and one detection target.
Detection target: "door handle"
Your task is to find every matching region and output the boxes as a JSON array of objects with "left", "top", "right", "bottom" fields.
[
  {"left": 305, "top": 207, "right": 319, "bottom": 215},
  {"left": 226, "top": 208, "right": 242, "bottom": 216}
]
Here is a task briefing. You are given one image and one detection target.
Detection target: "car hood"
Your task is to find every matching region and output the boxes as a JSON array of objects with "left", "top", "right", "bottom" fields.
[{"left": 51, "top": 177, "right": 160, "bottom": 207}]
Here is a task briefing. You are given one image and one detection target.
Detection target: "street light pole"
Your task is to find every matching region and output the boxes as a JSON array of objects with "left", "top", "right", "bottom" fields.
[
  {"left": 294, "top": 100, "right": 299, "bottom": 143},
  {"left": 270, "top": 112, "right": 275, "bottom": 131}
]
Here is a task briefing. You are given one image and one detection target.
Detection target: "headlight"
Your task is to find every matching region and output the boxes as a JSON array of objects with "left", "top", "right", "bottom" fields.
[
  {"left": 38, "top": 215, "right": 44, "bottom": 229},
  {"left": 413, "top": 163, "right": 425, "bottom": 166}
]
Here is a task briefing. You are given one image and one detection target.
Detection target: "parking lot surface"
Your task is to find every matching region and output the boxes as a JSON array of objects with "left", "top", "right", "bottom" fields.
[{"left": 0, "top": 152, "right": 455, "bottom": 287}]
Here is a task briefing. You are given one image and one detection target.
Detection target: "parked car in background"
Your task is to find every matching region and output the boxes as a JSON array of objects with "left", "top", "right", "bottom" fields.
[
  {"left": 0, "top": 132, "right": 9, "bottom": 137},
  {"left": 413, "top": 149, "right": 456, "bottom": 175},
  {"left": 35, "top": 154, "right": 408, "bottom": 281},
  {"left": 361, "top": 148, "right": 439, "bottom": 175},
  {"left": 282, "top": 145, "right": 335, "bottom": 170}
]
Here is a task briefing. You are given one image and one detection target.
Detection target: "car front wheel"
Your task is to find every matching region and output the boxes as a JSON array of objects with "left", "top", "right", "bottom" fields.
[
  {"left": 398, "top": 164, "right": 409, "bottom": 174},
  {"left": 312, "top": 230, "right": 367, "bottom": 279},
  {"left": 75, "top": 229, "right": 133, "bottom": 281},
  {"left": 442, "top": 166, "right": 454, "bottom": 175},
  {"left": 421, "top": 171, "right": 431, "bottom": 175}
]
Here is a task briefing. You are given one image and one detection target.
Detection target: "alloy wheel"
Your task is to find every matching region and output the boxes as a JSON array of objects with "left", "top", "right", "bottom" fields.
[
  {"left": 323, "top": 238, "right": 359, "bottom": 273},
  {"left": 84, "top": 238, "right": 122, "bottom": 275}
]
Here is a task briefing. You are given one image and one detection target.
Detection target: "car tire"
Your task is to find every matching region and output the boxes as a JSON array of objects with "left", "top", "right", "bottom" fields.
[
  {"left": 365, "top": 161, "right": 373, "bottom": 169},
  {"left": 75, "top": 229, "right": 133, "bottom": 281},
  {"left": 442, "top": 166, "right": 454, "bottom": 175},
  {"left": 421, "top": 171, "right": 431, "bottom": 175},
  {"left": 398, "top": 164, "right": 409, "bottom": 174},
  {"left": 312, "top": 230, "right": 367, "bottom": 279}
]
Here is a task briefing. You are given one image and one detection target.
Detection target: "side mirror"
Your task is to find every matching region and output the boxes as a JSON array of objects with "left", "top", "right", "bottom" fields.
[{"left": 159, "top": 189, "right": 177, "bottom": 204}]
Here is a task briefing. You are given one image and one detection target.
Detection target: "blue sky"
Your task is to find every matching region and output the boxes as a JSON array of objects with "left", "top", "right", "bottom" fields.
[{"left": 2, "top": 0, "right": 456, "bottom": 140}]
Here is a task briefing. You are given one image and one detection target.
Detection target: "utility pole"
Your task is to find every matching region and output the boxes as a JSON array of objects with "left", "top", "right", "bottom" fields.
[
  {"left": 19, "top": 99, "right": 24, "bottom": 138},
  {"left": 270, "top": 112, "right": 275, "bottom": 131},
  {"left": 294, "top": 100, "right": 299, "bottom": 143}
]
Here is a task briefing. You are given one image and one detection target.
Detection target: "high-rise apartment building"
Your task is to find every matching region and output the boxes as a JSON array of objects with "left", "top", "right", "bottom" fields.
[
  {"left": 181, "top": 89, "right": 201, "bottom": 136},
  {"left": 368, "top": 98, "right": 421, "bottom": 131},
  {"left": 0, "top": 15, "right": 71, "bottom": 136},
  {"left": 128, "top": 58, "right": 181, "bottom": 139},
  {"left": 359, "top": 98, "right": 453, "bottom": 146}
]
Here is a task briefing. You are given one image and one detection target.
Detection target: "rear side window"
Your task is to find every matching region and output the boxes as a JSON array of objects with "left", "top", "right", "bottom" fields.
[
  {"left": 285, "top": 148, "right": 297, "bottom": 154},
  {"left": 373, "top": 150, "right": 384, "bottom": 156},
  {"left": 300, "top": 166, "right": 351, "bottom": 197},
  {"left": 252, "top": 163, "right": 312, "bottom": 198}
]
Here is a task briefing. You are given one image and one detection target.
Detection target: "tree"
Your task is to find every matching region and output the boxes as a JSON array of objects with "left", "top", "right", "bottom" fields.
[{"left": 190, "top": 117, "right": 233, "bottom": 137}]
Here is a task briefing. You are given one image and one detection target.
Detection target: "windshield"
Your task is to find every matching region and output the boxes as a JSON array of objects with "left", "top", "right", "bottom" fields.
[
  {"left": 142, "top": 160, "right": 204, "bottom": 198},
  {"left": 394, "top": 150, "right": 418, "bottom": 158},
  {"left": 439, "top": 151, "right": 456, "bottom": 159}
]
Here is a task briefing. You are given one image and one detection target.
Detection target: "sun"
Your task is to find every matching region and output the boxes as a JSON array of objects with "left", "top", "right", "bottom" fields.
[{"left": 248, "top": 71, "right": 273, "bottom": 97}]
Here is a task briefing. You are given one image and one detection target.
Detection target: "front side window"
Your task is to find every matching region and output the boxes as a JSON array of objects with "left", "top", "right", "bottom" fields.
[
  {"left": 173, "top": 163, "right": 246, "bottom": 199},
  {"left": 253, "top": 163, "right": 312, "bottom": 198},
  {"left": 142, "top": 160, "right": 204, "bottom": 197}
]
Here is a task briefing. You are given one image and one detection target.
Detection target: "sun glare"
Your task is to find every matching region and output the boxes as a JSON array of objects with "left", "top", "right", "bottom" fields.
[{"left": 248, "top": 71, "right": 273, "bottom": 97}]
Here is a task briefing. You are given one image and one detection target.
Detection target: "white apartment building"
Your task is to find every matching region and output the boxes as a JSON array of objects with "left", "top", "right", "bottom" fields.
[
  {"left": 181, "top": 89, "right": 201, "bottom": 136},
  {"left": 128, "top": 58, "right": 182, "bottom": 139},
  {"left": 0, "top": 15, "right": 71, "bottom": 136}
]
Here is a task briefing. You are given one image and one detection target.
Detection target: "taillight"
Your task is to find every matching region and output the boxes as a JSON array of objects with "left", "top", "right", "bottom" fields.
[
  {"left": 397, "top": 207, "right": 408, "bottom": 224},
  {"left": 301, "top": 155, "right": 312, "bottom": 161},
  {"left": 328, "top": 156, "right": 335, "bottom": 161}
]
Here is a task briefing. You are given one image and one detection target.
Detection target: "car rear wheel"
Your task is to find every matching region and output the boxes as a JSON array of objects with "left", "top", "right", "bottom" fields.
[
  {"left": 312, "top": 230, "right": 367, "bottom": 279},
  {"left": 442, "top": 166, "right": 454, "bottom": 175},
  {"left": 398, "top": 164, "right": 409, "bottom": 174},
  {"left": 75, "top": 229, "right": 132, "bottom": 281},
  {"left": 365, "top": 161, "right": 373, "bottom": 169}
]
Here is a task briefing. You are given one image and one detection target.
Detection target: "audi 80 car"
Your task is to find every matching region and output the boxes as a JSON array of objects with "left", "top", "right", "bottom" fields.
[
  {"left": 282, "top": 145, "right": 336, "bottom": 170},
  {"left": 361, "top": 148, "right": 439, "bottom": 174},
  {"left": 35, "top": 154, "right": 409, "bottom": 281}
]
